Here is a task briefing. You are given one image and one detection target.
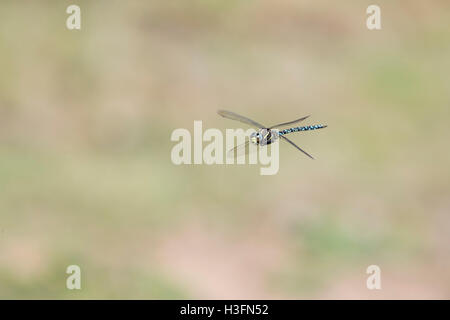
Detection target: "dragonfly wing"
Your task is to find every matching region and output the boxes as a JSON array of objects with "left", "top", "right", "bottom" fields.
[
  {"left": 269, "top": 115, "right": 310, "bottom": 129},
  {"left": 279, "top": 135, "right": 314, "bottom": 159},
  {"left": 218, "top": 110, "right": 266, "bottom": 128},
  {"left": 226, "top": 141, "right": 261, "bottom": 159}
]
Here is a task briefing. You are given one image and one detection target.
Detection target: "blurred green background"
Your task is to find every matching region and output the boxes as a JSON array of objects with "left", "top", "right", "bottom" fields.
[{"left": 0, "top": 0, "right": 449, "bottom": 299}]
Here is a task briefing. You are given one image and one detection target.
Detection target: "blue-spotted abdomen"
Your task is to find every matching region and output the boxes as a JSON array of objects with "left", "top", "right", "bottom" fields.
[{"left": 278, "top": 124, "right": 326, "bottom": 136}]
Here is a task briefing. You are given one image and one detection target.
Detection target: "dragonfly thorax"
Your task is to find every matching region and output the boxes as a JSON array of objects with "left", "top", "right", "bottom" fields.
[{"left": 250, "top": 129, "right": 279, "bottom": 146}]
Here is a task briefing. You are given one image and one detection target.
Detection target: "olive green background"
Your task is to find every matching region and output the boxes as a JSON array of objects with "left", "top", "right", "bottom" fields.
[{"left": 0, "top": 1, "right": 449, "bottom": 298}]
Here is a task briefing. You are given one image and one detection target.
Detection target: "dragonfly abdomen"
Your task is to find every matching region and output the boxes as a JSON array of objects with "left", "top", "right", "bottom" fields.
[{"left": 278, "top": 124, "right": 326, "bottom": 136}]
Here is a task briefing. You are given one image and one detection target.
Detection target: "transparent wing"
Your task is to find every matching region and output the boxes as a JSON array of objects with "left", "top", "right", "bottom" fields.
[
  {"left": 227, "top": 141, "right": 250, "bottom": 158},
  {"left": 269, "top": 115, "right": 310, "bottom": 129},
  {"left": 227, "top": 140, "right": 264, "bottom": 159},
  {"left": 218, "top": 110, "right": 266, "bottom": 128},
  {"left": 279, "top": 135, "right": 314, "bottom": 159}
]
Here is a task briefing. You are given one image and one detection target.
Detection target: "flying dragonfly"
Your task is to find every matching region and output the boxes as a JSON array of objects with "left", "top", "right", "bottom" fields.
[{"left": 217, "top": 110, "right": 327, "bottom": 159}]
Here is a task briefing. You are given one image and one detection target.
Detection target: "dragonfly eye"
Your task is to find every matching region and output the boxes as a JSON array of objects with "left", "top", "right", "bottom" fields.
[{"left": 249, "top": 132, "right": 259, "bottom": 144}]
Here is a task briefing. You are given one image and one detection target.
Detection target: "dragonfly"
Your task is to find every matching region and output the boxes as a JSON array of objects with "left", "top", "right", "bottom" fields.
[{"left": 218, "top": 110, "right": 327, "bottom": 159}]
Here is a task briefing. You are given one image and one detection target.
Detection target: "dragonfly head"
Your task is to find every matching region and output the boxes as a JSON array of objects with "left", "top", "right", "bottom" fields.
[{"left": 250, "top": 131, "right": 260, "bottom": 145}]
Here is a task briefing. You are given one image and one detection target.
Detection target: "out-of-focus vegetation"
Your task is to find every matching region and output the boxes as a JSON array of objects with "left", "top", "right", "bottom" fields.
[{"left": 0, "top": 0, "right": 449, "bottom": 298}]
